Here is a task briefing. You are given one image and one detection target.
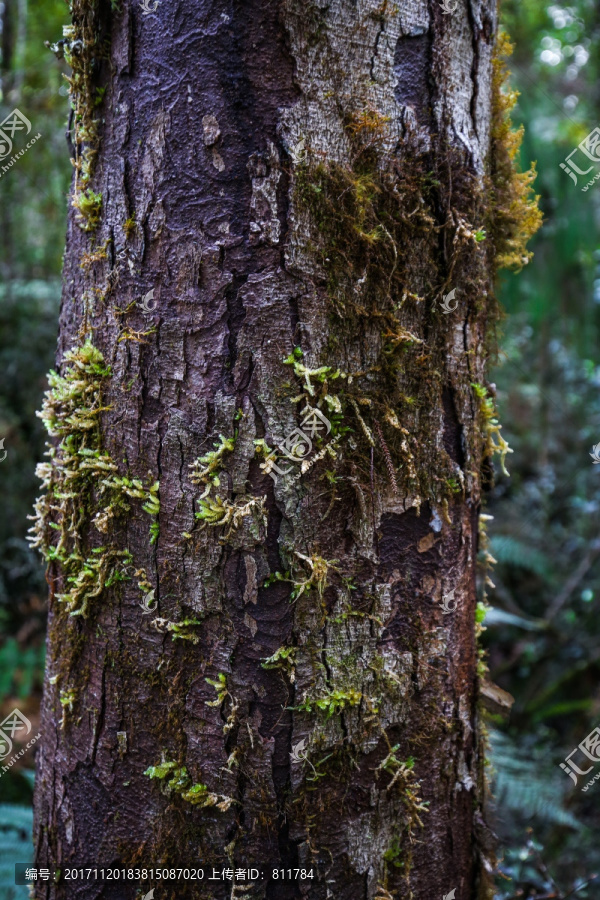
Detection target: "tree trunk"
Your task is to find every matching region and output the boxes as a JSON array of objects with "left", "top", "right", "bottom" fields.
[{"left": 32, "top": 1, "right": 537, "bottom": 898}]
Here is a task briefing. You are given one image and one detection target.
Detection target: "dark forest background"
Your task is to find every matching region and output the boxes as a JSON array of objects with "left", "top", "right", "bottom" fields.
[{"left": 0, "top": 0, "right": 599, "bottom": 896}]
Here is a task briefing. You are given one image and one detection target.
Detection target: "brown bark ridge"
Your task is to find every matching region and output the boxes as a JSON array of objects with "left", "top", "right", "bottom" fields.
[{"left": 31, "top": 0, "right": 534, "bottom": 898}]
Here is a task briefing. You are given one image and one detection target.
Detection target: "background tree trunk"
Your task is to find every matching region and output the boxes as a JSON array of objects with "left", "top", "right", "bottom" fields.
[{"left": 32, "top": 0, "right": 519, "bottom": 897}]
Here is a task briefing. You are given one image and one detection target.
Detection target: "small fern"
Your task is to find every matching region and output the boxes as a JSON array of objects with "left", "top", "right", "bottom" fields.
[
  {"left": 489, "top": 535, "right": 552, "bottom": 579},
  {"left": 489, "top": 730, "right": 580, "bottom": 830}
]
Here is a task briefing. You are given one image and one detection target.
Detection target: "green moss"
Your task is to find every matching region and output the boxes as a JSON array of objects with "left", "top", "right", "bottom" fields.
[
  {"left": 123, "top": 215, "right": 136, "bottom": 238},
  {"left": 261, "top": 645, "right": 297, "bottom": 679},
  {"left": 376, "top": 746, "right": 428, "bottom": 893},
  {"left": 189, "top": 430, "right": 252, "bottom": 528},
  {"left": 60, "top": 547, "right": 133, "bottom": 617},
  {"left": 330, "top": 605, "right": 383, "bottom": 627},
  {"left": 475, "top": 601, "right": 488, "bottom": 626},
  {"left": 48, "top": 0, "right": 112, "bottom": 231},
  {"left": 445, "top": 476, "right": 462, "bottom": 494},
  {"left": 205, "top": 673, "right": 228, "bottom": 706},
  {"left": 488, "top": 31, "right": 543, "bottom": 271},
  {"left": 382, "top": 835, "right": 404, "bottom": 868},
  {"left": 376, "top": 747, "right": 415, "bottom": 786},
  {"left": 190, "top": 434, "right": 236, "bottom": 487},
  {"left": 144, "top": 756, "right": 236, "bottom": 812},
  {"left": 195, "top": 495, "right": 231, "bottom": 525},
  {"left": 112, "top": 475, "right": 160, "bottom": 543},
  {"left": 288, "top": 75, "right": 539, "bottom": 511},
  {"left": 72, "top": 187, "right": 102, "bottom": 231},
  {"left": 291, "top": 134, "right": 474, "bottom": 505},
  {"left": 284, "top": 551, "right": 338, "bottom": 602},
  {"left": 80, "top": 238, "right": 111, "bottom": 270},
  {"left": 194, "top": 493, "right": 267, "bottom": 541},
  {"left": 58, "top": 687, "right": 77, "bottom": 728},
  {"left": 204, "top": 673, "right": 239, "bottom": 734},
  {"left": 144, "top": 760, "right": 179, "bottom": 780},
  {"left": 29, "top": 340, "right": 160, "bottom": 617},
  {"left": 153, "top": 617, "right": 204, "bottom": 644},
  {"left": 293, "top": 144, "right": 433, "bottom": 325},
  {"left": 294, "top": 687, "right": 363, "bottom": 719},
  {"left": 471, "top": 382, "right": 513, "bottom": 476},
  {"left": 116, "top": 326, "right": 157, "bottom": 345}
]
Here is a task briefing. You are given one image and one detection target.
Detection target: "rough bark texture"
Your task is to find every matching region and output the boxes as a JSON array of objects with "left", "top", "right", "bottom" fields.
[{"left": 32, "top": 0, "right": 509, "bottom": 898}]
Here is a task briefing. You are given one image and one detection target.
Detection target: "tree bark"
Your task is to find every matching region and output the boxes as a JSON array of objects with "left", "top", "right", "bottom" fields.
[{"left": 31, "top": 0, "right": 531, "bottom": 898}]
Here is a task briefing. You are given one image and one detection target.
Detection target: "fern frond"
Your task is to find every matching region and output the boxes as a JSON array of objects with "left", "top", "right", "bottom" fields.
[
  {"left": 489, "top": 535, "right": 552, "bottom": 578},
  {"left": 488, "top": 730, "right": 580, "bottom": 830}
]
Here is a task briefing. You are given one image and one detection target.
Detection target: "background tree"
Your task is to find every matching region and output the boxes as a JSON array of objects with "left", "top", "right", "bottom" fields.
[{"left": 12, "top": 0, "right": 543, "bottom": 897}]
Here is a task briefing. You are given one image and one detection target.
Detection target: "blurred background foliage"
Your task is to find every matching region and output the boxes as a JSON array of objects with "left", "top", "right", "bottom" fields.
[
  {"left": 0, "top": 0, "right": 599, "bottom": 897},
  {"left": 485, "top": 0, "right": 600, "bottom": 896},
  {"left": 0, "top": 0, "right": 68, "bottom": 895}
]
